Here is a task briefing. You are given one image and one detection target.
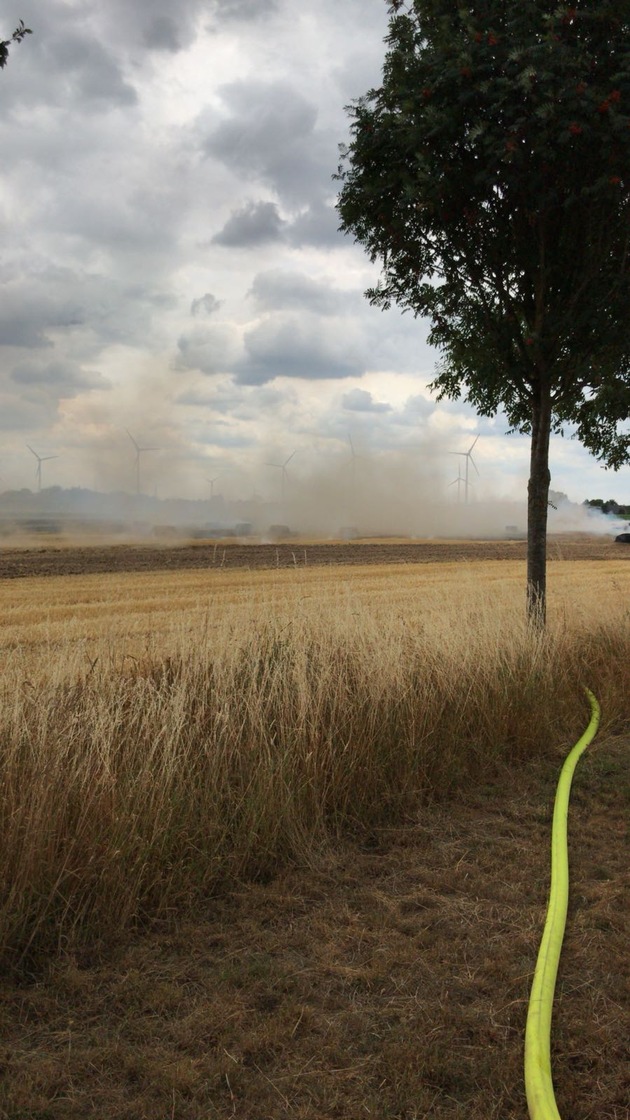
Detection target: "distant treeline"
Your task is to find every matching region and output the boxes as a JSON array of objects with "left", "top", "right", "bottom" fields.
[{"left": 585, "top": 498, "right": 630, "bottom": 517}]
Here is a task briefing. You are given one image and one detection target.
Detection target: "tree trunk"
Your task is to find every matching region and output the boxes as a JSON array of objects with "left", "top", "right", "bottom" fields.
[{"left": 527, "top": 384, "right": 552, "bottom": 625}]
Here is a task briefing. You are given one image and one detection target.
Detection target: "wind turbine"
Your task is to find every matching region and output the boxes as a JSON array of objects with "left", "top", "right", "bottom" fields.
[
  {"left": 347, "top": 432, "right": 358, "bottom": 488},
  {"left": 449, "top": 464, "right": 466, "bottom": 503},
  {"left": 27, "top": 444, "right": 58, "bottom": 493},
  {"left": 265, "top": 450, "right": 296, "bottom": 501},
  {"left": 346, "top": 432, "right": 372, "bottom": 508},
  {"left": 448, "top": 435, "right": 479, "bottom": 504},
  {"left": 347, "top": 432, "right": 369, "bottom": 486},
  {"left": 126, "top": 429, "right": 159, "bottom": 495},
  {"left": 206, "top": 475, "right": 221, "bottom": 498}
]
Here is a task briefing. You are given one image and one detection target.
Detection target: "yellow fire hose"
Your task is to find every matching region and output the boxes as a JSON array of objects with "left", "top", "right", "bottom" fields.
[{"left": 524, "top": 688, "right": 601, "bottom": 1120}]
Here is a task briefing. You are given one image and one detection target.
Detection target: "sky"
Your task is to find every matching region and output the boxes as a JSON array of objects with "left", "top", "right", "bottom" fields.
[{"left": 1, "top": 0, "right": 629, "bottom": 512}]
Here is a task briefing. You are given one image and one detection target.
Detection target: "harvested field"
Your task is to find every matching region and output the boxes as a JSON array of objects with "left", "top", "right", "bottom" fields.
[
  {"left": 0, "top": 532, "right": 626, "bottom": 579},
  {"left": 0, "top": 547, "right": 627, "bottom": 1119},
  {"left": 1, "top": 557, "right": 630, "bottom": 679}
]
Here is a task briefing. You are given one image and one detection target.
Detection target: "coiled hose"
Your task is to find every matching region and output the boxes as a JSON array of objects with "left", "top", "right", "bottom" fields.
[{"left": 524, "top": 688, "right": 601, "bottom": 1120}]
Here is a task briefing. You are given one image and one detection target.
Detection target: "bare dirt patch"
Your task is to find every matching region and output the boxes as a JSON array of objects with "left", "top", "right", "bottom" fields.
[
  {"left": 0, "top": 738, "right": 627, "bottom": 1120},
  {"left": 0, "top": 533, "right": 626, "bottom": 580}
]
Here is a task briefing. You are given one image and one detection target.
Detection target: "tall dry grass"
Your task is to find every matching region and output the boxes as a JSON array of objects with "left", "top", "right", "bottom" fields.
[{"left": 0, "top": 561, "right": 628, "bottom": 965}]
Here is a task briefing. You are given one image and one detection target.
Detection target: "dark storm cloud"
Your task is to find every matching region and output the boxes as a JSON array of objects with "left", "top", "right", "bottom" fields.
[
  {"left": 342, "top": 388, "right": 391, "bottom": 414},
  {"left": 102, "top": 0, "right": 277, "bottom": 55},
  {"left": 287, "top": 203, "right": 345, "bottom": 249},
  {"left": 0, "top": 4, "right": 137, "bottom": 110},
  {"left": 203, "top": 81, "right": 331, "bottom": 205},
  {"left": 0, "top": 267, "right": 177, "bottom": 361},
  {"left": 0, "top": 314, "right": 54, "bottom": 350},
  {"left": 141, "top": 16, "right": 183, "bottom": 52},
  {"left": 191, "top": 293, "right": 222, "bottom": 317},
  {"left": 234, "top": 313, "right": 367, "bottom": 386},
  {"left": 0, "top": 285, "right": 84, "bottom": 349},
  {"left": 211, "top": 201, "right": 286, "bottom": 247},
  {"left": 10, "top": 359, "right": 109, "bottom": 395},
  {"left": 52, "top": 33, "right": 137, "bottom": 105},
  {"left": 248, "top": 270, "right": 350, "bottom": 316},
  {"left": 92, "top": 0, "right": 207, "bottom": 55},
  {"left": 69, "top": 0, "right": 278, "bottom": 60}
]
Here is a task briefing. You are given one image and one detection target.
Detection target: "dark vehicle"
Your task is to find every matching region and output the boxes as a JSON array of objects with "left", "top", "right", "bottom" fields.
[{"left": 615, "top": 532, "right": 630, "bottom": 543}]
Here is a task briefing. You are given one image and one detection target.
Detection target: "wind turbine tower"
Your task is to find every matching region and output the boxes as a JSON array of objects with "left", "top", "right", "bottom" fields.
[
  {"left": 448, "top": 436, "right": 479, "bottom": 504},
  {"left": 449, "top": 464, "right": 465, "bottom": 503},
  {"left": 126, "top": 430, "right": 159, "bottom": 496},
  {"left": 27, "top": 444, "right": 58, "bottom": 493},
  {"left": 348, "top": 433, "right": 358, "bottom": 489},
  {"left": 265, "top": 451, "right": 296, "bottom": 502}
]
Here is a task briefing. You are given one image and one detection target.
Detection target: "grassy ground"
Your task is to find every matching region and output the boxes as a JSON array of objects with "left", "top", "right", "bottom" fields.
[
  {"left": 0, "top": 557, "right": 627, "bottom": 1117},
  {"left": 0, "top": 734, "right": 627, "bottom": 1119}
]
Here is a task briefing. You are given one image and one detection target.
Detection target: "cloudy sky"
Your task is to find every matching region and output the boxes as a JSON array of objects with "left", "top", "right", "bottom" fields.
[{"left": 1, "top": 0, "right": 628, "bottom": 507}]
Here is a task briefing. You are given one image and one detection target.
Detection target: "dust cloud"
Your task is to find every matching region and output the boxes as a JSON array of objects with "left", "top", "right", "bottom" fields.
[{"left": 0, "top": 437, "right": 626, "bottom": 541}]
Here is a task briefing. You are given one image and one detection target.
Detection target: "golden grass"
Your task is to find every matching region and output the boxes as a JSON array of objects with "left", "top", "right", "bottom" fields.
[{"left": 0, "top": 559, "right": 628, "bottom": 967}]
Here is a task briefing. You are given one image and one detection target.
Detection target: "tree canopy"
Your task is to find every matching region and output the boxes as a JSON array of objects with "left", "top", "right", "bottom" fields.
[
  {"left": 336, "top": 1, "right": 630, "bottom": 619},
  {"left": 0, "top": 19, "right": 32, "bottom": 70}
]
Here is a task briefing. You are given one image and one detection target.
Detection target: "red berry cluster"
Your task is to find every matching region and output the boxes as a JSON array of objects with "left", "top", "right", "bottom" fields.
[{"left": 599, "top": 91, "right": 621, "bottom": 113}]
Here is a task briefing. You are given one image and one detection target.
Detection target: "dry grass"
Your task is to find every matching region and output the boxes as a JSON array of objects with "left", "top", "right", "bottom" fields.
[
  {"left": 0, "top": 559, "right": 628, "bottom": 969},
  {"left": 0, "top": 558, "right": 628, "bottom": 1117},
  {"left": 0, "top": 737, "right": 627, "bottom": 1119}
]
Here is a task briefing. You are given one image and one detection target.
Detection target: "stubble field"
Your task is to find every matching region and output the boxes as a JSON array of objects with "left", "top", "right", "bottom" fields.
[
  {"left": 0, "top": 538, "right": 628, "bottom": 1119},
  {"left": 0, "top": 531, "right": 625, "bottom": 580}
]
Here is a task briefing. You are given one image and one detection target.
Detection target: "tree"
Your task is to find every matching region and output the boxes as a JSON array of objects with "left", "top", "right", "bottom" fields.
[
  {"left": 336, "top": 1, "right": 630, "bottom": 623},
  {"left": 0, "top": 19, "right": 32, "bottom": 70},
  {"left": 585, "top": 497, "right": 630, "bottom": 515}
]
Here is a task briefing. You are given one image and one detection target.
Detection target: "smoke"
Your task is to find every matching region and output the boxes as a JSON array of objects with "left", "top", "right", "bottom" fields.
[
  {"left": 1, "top": 397, "right": 627, "bottom": 539},
  {"left": 549, "top": 499, "right": 629, "bottom": 538}
]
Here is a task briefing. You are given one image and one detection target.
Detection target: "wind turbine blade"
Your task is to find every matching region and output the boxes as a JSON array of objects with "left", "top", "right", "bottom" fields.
[
  {"left": 26, "top": 444, "right": 38, "bottom": 460},
  {"left": 469, "top": 454, "right": 480, "bottom": 476},
  {"left": 126, "top": 429, "right": 140, "bottom": 451},
  {"left": 468, "top": 435, "right": 479, "bottom": 453},
  {"left": 284, "top": 450, "right": 297, "bottom": 467}
]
